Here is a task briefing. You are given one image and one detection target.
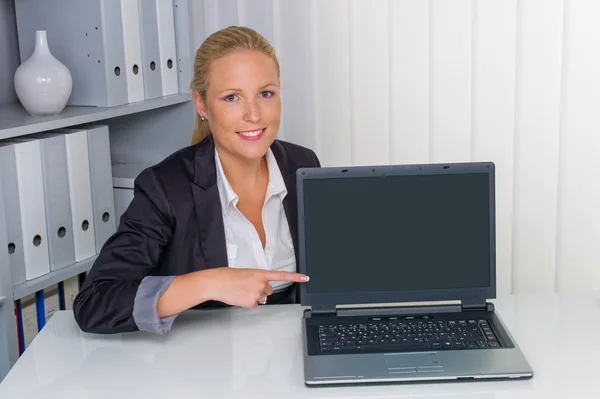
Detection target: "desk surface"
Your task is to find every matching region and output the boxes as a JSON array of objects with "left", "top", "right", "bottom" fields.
[{"left": 1, "top": 293, "right": 599, "bottom": 398}]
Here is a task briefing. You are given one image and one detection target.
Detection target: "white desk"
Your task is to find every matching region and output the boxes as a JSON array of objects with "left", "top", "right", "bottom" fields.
[{"left": 0, "top": 293, "right": 599, "bottom": 398}]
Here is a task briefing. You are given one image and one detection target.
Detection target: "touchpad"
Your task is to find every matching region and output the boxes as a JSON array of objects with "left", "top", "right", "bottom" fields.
[{"left": 385, "top": 353, "right": 442, "bottom": 370}]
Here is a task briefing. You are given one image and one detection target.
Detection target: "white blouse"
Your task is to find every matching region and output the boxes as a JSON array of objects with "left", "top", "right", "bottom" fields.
[{"left": 214, "top": 148, "right": 296, "bottom": 293}]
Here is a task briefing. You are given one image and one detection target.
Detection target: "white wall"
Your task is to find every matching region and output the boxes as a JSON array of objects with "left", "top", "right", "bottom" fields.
[{"left": 191, "top": 0, "right": 600, "bottom": 297}]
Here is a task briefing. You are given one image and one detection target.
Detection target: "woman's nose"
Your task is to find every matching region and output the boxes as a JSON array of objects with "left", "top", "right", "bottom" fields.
[{"left": 244, "top": 100, "right": 262, "bottom": 122}]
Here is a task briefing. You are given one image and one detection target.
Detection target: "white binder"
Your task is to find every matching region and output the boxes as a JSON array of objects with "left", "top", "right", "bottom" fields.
[
  {"left": 0, "top": 145, "right": 25, "bottom": 285},
  {"left": 58, "top": 129, "right": 97, "bottom": 262},
  {"left": 173, "top": 0, "right": 194, "bottom": 93},
  {"left": 0, "top": 141, "right": 50, "bottom": 281},
  {"left": 14, "top": 0, "right": 130, "bottom": 107},
  {"left": 0, "top": 176, "right": 13, "bottom": 285},
  {"left": 156, "top": 0, "right": 179, "bottom": 95},
  {"left": 139, "top": 0, "right": 179, "bottom": 98},
  {"left": 120, "top": 0, "right": 145, "bottom": 103},
  {"left": 138, "top": 0, "right": 163, "bottom": 99},
  {"left": 11, "top": 136, "right": 76, "bottom": 272},
  {"left": 38, "top": 135, "right": 76, "bottom": 270},
  {"left": 0, "top": 173, "right": 20, "bottom": 371},
  {"left": 85, "top": 125, "right": 117, "bottom": 253},
  {"left": 36, "top": 130, "right": 96, "bottom": 262}
]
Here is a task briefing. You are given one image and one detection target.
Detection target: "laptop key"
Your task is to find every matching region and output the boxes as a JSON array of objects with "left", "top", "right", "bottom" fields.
[{"left": 365, "top": 343, "right": 431, "bottom": 352}]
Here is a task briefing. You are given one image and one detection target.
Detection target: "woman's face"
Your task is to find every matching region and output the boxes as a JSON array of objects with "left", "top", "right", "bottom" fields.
[{"left": 193, "top": 49, "right": 281, "bottom": 161}]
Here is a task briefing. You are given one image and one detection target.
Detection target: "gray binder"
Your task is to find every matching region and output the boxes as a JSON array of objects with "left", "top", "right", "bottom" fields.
[
  {"left": 0, "top": 179, "right": 9, "bottom": 281},
  {"left": 85, "top": 125, "right": 117, "bottom": 252},
  {"left": 0, "top": 174, "right": 20, "bottom": 377},
  {"left": 0, "top": 139, "right": 53, "bottom": 282},
  {"left": 14, "top": 0, "right": 129, "bottom": 107},
  {"left": 38, "top": 136, "right": 77, "bottom": 271},
  {"left": 139, "top": 0, "right": 164, "bottom": 99},
  {"left": 0, "top": 144, "right": 26, "bottom": 286},
  {"left": 173, "top": 0, "right": 194, "bottom": 94},
  {"left": 0, "top": 177, "right": 12, "bottom": 287}
]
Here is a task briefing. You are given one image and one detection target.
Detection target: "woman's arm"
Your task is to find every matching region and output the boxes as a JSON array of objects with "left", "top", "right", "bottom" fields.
[
  {"left": 73, "top": 167, "right": 176, "bottom": 334},
  {"left": 155, "top": 270, "right": 215, "bottom": 318}
]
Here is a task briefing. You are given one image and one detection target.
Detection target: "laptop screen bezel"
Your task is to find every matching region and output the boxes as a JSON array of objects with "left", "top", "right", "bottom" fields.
[{"left": 296, "top": 162, "right": 497, "bottom": 309}]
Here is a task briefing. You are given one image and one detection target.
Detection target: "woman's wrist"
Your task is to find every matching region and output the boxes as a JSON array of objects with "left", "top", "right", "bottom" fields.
[
  {"left": 192, "top": 268, "right": 219, "bottom": 304},
  {"left": 156, "top": 269, "right": 219, "bottom": 317}
]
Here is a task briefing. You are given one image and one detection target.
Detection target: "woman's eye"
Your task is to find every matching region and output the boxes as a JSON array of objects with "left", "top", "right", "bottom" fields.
[
  {"left": 260, "top": 91, "right": 274, "bottom": 98},
  {"left": 223, "top": 94, "right": 238, "bottom": 102}
]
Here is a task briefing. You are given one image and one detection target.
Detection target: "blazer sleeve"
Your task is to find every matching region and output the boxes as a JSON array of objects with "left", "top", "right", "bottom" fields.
[{"left": 73, "top": 167, "right": 175, "bottom": 334}]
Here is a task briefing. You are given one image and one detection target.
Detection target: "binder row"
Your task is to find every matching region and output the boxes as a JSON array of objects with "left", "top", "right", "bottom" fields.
[
  {"left": 14, "top": 0, "right": 189, "bottom": 107},
  {"left": 0, "top": 126, "right": 116, "bottom": 285}
]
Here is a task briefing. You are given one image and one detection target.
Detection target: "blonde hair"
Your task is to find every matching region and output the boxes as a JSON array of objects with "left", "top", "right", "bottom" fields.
[{"left": 190, "top": 26, "right": 281, "bottom": 146}]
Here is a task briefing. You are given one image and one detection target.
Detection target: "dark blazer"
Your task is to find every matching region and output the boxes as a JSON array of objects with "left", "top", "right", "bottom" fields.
[{"left": 73, "top": 135, "right": 321, "bottom": 334}]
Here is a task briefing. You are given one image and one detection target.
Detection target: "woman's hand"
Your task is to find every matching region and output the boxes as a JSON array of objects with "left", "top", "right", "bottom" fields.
[
  {"left": 156, "top": 268, "right": 309, "bottom": 318},
  {"left": 204, "top": 267, "right": 310, "bottom": 309}
]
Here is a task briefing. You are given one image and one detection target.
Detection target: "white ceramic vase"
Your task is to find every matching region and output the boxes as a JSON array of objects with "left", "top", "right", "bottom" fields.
[{"left": 14, "top": 30, "right": 72, "bottom": 116}]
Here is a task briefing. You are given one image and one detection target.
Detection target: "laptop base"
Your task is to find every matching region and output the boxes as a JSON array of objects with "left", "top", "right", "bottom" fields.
[{"left": 302, "top": 306, "right": 534, "bottom": 386}]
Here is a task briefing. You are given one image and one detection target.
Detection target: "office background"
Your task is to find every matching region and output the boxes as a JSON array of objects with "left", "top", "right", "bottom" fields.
[{"left": 0, "top": 0, "right": 598, "bottom": 381}]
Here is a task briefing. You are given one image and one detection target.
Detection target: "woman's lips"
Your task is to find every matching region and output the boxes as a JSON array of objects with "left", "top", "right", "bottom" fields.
[{"left": 237, "top": 128, "right": 266, "bottom": 141}]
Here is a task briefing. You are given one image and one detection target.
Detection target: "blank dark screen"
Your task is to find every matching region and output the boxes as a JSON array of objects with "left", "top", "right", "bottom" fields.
[{"left": 302, "top": 173, "right": 491, "bottom": 294}]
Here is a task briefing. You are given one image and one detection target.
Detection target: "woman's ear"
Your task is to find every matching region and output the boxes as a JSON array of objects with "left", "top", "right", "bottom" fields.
[{"left": 192, "top": 90, "right": 207, "bottom": 119}]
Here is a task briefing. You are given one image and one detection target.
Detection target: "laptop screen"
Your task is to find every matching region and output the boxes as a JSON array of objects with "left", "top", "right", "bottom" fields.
[{"left": 301, "top": 172, "right": 491, "bottom": 294}]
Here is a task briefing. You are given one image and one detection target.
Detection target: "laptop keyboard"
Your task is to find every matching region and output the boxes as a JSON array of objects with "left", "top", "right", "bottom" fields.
[{"left": 318, "top": 318, "right": 501, "bottom": 354}]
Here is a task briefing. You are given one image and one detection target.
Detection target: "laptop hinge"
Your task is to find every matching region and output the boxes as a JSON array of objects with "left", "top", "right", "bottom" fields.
[
  {"left": 461, "top": 299, "right": 494, "bottom": 312},
  {"left": 305, "top": 307, "right": 337, "bottom": 317},
  {"left": 305, "top": 301, "right": 494, "bottom": 317}
]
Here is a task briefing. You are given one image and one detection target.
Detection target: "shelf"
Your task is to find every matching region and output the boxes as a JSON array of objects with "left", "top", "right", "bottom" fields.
[
  {"left": 12, "top": 256, "right": 97, "bottom": 301},
  {"left": 0, "top": 93, "right": 191, "bottom": 140}
]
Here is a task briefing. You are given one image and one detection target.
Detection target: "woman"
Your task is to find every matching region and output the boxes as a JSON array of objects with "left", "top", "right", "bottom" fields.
[{"left": 73, "top": 26, "right": 320, "bottom": 335}]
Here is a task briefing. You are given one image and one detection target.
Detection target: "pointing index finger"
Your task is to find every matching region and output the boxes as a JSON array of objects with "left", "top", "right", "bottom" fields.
[{"left": 262, "top": 270, "right": 310, "bottom": 283}]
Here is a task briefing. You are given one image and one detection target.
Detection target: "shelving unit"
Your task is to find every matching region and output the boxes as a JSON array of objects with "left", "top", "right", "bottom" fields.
[
  {"left": 0, "top": 95, "right": 194, "bottom": 382},
  {"left": 0, "top": 95, "right": 195, "bottom": 381},
  {"left": 12, "top": 256, "right": 98, "bottom": 301},
  {"left": 0, "top": 0, "right": 200, "bottom": 383},
  {"left": 0, "top": 93, "right": 191, "bottom": 140}
]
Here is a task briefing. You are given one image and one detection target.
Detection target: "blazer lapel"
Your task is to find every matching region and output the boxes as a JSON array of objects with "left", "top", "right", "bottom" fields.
[{"left": 191, "top": 136, "right": 228, "bottom": 269}]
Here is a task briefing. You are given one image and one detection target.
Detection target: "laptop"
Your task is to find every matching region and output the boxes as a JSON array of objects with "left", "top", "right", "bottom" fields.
[{"left": 296, "top": 161, "right": 534, "bottom": 385}]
